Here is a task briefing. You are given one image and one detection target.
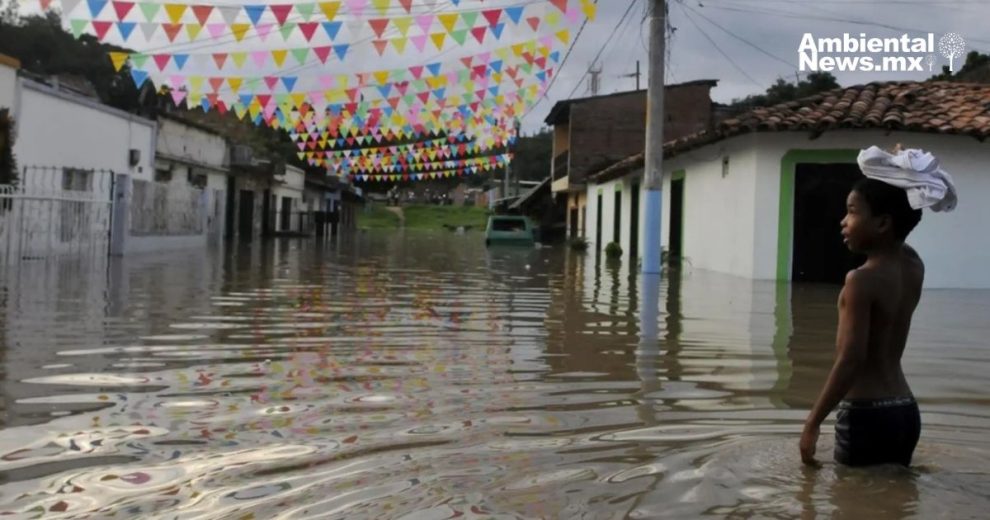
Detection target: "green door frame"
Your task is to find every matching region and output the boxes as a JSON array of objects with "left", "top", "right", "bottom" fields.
[{"left": 776, "top": 149, "right": 859, "bottom": 280}]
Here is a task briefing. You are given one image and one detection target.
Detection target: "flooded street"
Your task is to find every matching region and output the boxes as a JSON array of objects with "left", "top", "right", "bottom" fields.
[{"left": 1, "top": 231, "right": 988, "bottom": 519}]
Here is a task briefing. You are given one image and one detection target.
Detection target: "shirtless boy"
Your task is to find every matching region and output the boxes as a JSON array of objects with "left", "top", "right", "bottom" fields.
[{"left": 799, "top": 174, "right": 926, "bottom": 467}]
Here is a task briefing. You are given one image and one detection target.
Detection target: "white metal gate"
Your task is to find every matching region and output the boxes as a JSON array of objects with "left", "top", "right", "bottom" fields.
[{"left": 0, "top": 166, "right": 114, "bottom": 262}]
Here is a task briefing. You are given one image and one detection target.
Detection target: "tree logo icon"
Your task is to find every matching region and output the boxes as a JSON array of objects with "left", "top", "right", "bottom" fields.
[{"left": 938, "top": 33, "right": 965, "bottom": 72}]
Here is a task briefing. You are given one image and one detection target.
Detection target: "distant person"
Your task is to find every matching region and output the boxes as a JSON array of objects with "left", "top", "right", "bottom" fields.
[{"left": 800, "top": 144, "right": 957, "bottom": 467}]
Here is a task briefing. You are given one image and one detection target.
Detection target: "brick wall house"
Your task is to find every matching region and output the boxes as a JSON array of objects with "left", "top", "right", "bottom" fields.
[{"left": 545, "top": 80, "right": 718, "bottom": 239}]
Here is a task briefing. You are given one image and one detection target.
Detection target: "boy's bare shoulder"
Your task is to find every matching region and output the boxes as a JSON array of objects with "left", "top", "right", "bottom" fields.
[
  {"left": 902, "top": 243, "right": 925, "bottom": 271},
  {"left": 843, "top": 267, "right": 881, "bottom": 297}
]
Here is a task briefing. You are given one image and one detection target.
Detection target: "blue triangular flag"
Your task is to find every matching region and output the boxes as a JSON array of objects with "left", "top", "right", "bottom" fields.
[
  {"left": 505, "top": 6, "right": 524, "bottom": 24},
  {"left": 333, "top": 44, "right": 349, "bottom": 60},
  {"left": 426, "top": 62, "right": 442, "bottom": 77},
  {"left": 117, "top": 22, "right": 136, "bottom": 41},
  {"left": 130, "top": 69, "right": 148, "bottom": 87},
  {"left": 87, "top": 0, "right": 108, "bottom": 17},
  {"left": 173, "top": 54, "right": 189, "bottom": 70},
  {"left": 550, "top": 51, "right": 561, "bottom": 63},
  {"left": 281, "top": 76, "right": 297, "bottom": 91},
  {"left": 377, "top": 84, "right": 392, "bottom": 98},
  {"left": 322, "top": 21, "right": 342, "bottom": 40},
  {"left": 491, "top": 23, "right": 505, "bottom": 40},
  {"left": 489, "top": 60, "right": 503, "bottom": 73},
  {"left": 244, "top": 5, "right": 266, "bottom": 26}
]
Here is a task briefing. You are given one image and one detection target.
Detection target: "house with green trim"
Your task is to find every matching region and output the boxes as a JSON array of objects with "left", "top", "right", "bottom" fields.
[{"left": 584, "top": 81, "right": 990, "bottom": 288}]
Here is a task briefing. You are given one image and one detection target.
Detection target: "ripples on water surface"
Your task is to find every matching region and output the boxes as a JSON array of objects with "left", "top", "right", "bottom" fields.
[{"left": 0, "top": 232, "right": 988, "bottom": 519}]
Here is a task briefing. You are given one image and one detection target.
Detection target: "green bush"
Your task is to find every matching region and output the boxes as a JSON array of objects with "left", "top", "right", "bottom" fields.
[
  {"left": 568, "top": 237, "right": 588, "bottom": 251},
  {"left": 605, "top": 242, "right": 623, "bottom": 258}
]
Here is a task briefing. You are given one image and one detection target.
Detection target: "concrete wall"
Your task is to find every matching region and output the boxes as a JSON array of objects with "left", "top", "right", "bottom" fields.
[
  {"left": 13, "top": 79, "right": 154, "bottom": 180},
  {"left": 0, "top": 57, "right": 18, "bottom": 111},
  {"left": 156, "top": 118, "right": 227, "bottom": 168},
  {"left": 567, "top": 92, "right": 647, "bottom": 184}
]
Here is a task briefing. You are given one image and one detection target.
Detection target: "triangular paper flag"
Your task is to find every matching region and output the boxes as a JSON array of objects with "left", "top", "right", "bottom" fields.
[
  {"left": 450, "top": 29, "right": 467, "bottom": 45},
  {"left": 90, "top": 20, "right": 112, "bottom": 39},
  {"left": 116, "top": 21, "right": 136, "bottom": 40},
  {"left": 186, "top": 23, "right": 202, "bottom": 40},
  {"left": 438, "top": 13, "right": 458, "bottom": 34},
  {"left": 231, "top": 23, "right": 251, "bottom": 42},
  {"left": 244, "top": 5, "right": 266, "bottom": 26},
  {"left": 296, "top": 3, "right": 316, "bottom": 20},
  {"left": 164, "top": 3, "right": 186, "bottom": 24},
  {"left": 430, "top": 32, "right": 446, "bottom": 50},
  {"left": 86, "top": 0, "right": 107, "bottom": 17},
  {"left": 279, "top": 22, "right": 297, "bottom": 41},
  {"left": 271, "top": 49, "right": 288, "bottom": 67},
  {"left": 298, "top": 22, "right": 319, "bottom": 41},
  {"left": 162, "top": 23, "right": 182, "bottom": 42},
  {"left": 291, "top": 48, "right": 310, "bottom": 65},
  {"left": 270, "top": 4, "right": 293, "bottom": 24},
  {"left": 369, "top": 18, "right": 389, "bottom": 38},
  {"left": 372, "top": 40, "right": 388, "bottom": 56},
  {"left": 111, "top": 1, "right": 133, "bottom": 19},
  {"left": 60, "top": 0, "right": 83, "bottom": 16},
  {"left": 230, "top": 52, "right": 247, "bottom": 68},
  {"left": 391, "top": 37, "right": 408, "bottom": 54},
  {"left": 505, "top": 6, "right": 524, "bottom": 24},
  {"left": 319, "top": 2, "right": 341, "bottom": 20},
  {"left": 108, "top": 52, "right": 129, "bottom": 72},
  {"left": 322, "top": 21, "right": 342, "bottom": 40}
]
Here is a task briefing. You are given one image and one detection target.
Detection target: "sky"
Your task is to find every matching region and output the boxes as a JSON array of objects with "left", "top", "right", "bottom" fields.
[
  {"left": 520, "top": 0, "right": 990, "bottom": 133},
  {"left": 14, "top": 0, "right": 990, "bottom": 135}
]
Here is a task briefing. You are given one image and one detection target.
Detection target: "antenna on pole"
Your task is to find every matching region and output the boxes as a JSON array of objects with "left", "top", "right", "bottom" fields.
[
  {"left": 622, "top": 60, "right": 643, "bottom": 90},
  {"left": 588, "top": 63, "right": 603, "bottom": 95}
]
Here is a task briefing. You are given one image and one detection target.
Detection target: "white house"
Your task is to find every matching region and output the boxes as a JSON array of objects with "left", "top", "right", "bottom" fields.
[
  {"left": 272, "top": 164, "right": 306, "bottom": 233},
  {"left": 122, "top": 114, "right": 231, "bottom": 253},
  {"left": 586, "top": 81, "right": 990, "bottom": 289},
  {"left": 0, "top": 55, "right": 156, "bottom": 259}
]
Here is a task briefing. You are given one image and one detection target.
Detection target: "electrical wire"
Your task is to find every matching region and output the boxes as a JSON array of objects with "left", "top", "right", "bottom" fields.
[
  {"left": 564, "top": 0, "right": 638, "bottom": 100},
  {"left": 677, "top": 1, "right": 762, "bottom": 86}
]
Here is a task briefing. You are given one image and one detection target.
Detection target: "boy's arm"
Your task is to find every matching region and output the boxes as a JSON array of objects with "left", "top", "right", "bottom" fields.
[{"left": 800, "top": 269, "right": 873, "bottom": 463}]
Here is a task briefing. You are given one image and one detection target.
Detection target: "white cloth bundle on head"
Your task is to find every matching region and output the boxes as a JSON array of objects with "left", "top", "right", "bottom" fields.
[{"left": 856, "top": 145, "right": 957, "bottom": 212}]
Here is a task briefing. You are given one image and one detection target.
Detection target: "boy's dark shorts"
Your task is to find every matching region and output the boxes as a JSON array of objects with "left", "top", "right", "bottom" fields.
[{"left": 834, "top": 396, "right": 921, "bottom": 467}]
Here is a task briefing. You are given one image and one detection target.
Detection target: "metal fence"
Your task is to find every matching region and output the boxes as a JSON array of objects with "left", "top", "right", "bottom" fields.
[
  {"left": 0, "top": 166, "right": 114, "bottom": 262},
  {"left": 130, "top": 178, "right": 205, "bottom": 236}
]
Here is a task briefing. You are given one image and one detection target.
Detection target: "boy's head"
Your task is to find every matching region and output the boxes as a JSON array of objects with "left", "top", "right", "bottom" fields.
[{"left": 842, "top": 178, "right": 922, "bottom": 252}]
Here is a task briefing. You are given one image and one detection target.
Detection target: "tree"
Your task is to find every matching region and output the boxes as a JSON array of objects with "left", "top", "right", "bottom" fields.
[
  {"left": 929, "top": 50, "right": 990, "bottom": 83},
  {"left": 729, "top": 71, "right": 839, "bottom": 109}
]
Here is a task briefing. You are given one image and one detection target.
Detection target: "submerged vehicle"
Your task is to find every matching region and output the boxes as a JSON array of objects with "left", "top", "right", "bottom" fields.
[{"left": 484, "top": 215, "right": 535, "bottom": 246}]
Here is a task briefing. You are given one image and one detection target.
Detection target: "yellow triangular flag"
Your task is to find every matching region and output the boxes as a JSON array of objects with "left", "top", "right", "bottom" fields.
[
  {"left": 391, "top": 37, "right": 408, "bottom": 54},
  {"left": 555, "top": 29, "right": 570, "bottom": 45},
  {"left": 292, "top": 93, "right": 306, "bottom": 107},
  {"left": 430, "top": 32, "right": 447, "bottom": 50},
  {"left": 371, "top": 0, "right": 389, "bottom": 15},
  {"left": 109, "top": 52, "right": 129, "bottom": 72},
  {"left": 271, "top": 49, "right": 288, "bottom": 67},
  {"left": 496, "top": 47, "right": 511, "bottom": 61},
  {"left": 392, "top": 17, "right": 412, "bottom": 36},
  {"left": 186, "top": 24, "right": 202, "bottom": 40},
  {"left": 189, "top": 75, "right": 204, "bottom": 93},
  {"left": 164, "top": 4, "right": 187, "bottom": 24},
  {"left": 582, "top": 0, "right": 597, "bottom": 20},
  {"left": 231, "top": 24, "right": 250, "bottom": 42},
  {"left": 511, "top": 43, "right": 525, "bottom": 56},
  {"left": 319, "top": 2, "right": 341, "bottom": 20},
  {"left": 373, "top": 70, "right": 389, "bottom": 85},
  {"left": 230, "top": 52, "right": 247, "bottom": 68},
  {"left": 438, "top": 14, "right": 458, "bottom": 34},
  {"left": 227, "top": 77, "right": 243, "bottom": 92},
  {"left": 547, "top": 11, "right": 562, "bottom": 27}
]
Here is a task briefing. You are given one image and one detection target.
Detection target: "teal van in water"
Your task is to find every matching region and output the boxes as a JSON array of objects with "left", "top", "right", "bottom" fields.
[{"left": 484, "top": 215, "right": 535, "bottom": 246}]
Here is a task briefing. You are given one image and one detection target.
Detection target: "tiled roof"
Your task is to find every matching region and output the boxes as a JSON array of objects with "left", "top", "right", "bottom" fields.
[{"left": 591, "top": 81, "right": 990, "bottom": 184}]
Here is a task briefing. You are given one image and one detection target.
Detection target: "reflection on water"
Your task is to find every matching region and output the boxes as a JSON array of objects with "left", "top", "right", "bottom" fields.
[{"left": 0, "top": 232, "right": 988, "bottom": 518}]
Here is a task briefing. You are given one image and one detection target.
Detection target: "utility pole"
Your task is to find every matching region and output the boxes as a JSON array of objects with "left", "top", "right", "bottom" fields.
[{"left": 642, "top": 1, "right": 666, "bottom": 274}]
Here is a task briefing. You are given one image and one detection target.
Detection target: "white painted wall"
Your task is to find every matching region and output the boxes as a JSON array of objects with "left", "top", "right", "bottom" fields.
[
  {"left": 13, "top": 79, "right": 155, "bottom": 180},
  {"left": 273, "top": 165, "right": 305, "bottom": 231},
  {"left": 156, "top": 118, "right": 227, "bottom": 169},
  {"left": 589, "top": 129, "right": 990, "bottom": 288}
]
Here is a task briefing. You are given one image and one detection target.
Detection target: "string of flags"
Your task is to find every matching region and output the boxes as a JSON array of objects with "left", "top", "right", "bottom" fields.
[{"left": 39, "top": 0, "right": 597, "bottom": 181}]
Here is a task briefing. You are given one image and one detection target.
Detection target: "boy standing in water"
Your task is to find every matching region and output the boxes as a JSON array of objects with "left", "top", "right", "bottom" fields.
[{"left": 800, "top": 144, "right": 957, "bottom": 467}]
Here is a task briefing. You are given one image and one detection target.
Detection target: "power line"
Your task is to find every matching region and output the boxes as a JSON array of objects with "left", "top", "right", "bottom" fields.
[
  {"left": 563, "top": 0, "right": 638, "bottom": 100},
  {"left": 521, "top": 0, "right": 600, "bottom": 121},
  {"left": 677, "top": 2, "right": 762, "bottom": 86},
  {"left": 680, "top": 2, "right": 794, "bottom": 70}
]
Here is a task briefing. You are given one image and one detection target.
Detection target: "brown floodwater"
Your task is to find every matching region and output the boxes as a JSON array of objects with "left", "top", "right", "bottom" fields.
[{"left": 0, "top": 231, "right": 987, "bottom": 519}]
